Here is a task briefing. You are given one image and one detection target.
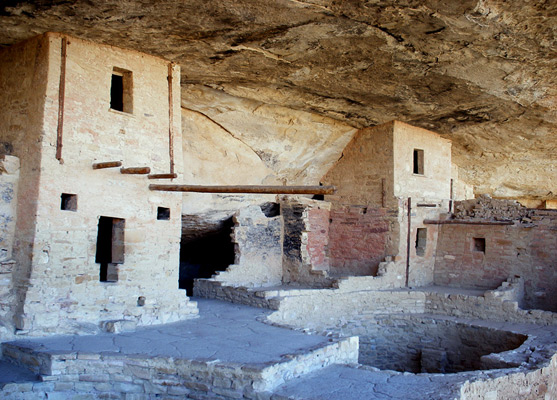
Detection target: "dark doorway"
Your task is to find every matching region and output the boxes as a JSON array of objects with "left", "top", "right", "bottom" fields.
[
  {"left": 96, "top": 216, "right": 125, "bottom": 282},
  {"left": 179, "top": 217, "right": 235, "bottom": 296},
  {"left": 110, "top": 74, "right": 124, "bottom": 112}
]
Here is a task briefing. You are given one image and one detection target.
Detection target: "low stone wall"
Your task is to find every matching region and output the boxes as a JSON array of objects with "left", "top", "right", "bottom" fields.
[
  {"left": 267, "top": 288, "right": 427, "bottom": 330},
  {"left": 194, "top": 279, "right": 281, "bottom": 309},
  {"left": 1, "top": 336, "right": 358, "bottom": 399},
  {"left": 425, "top": 278, "right": 557, "bottom": 326},
  {"left": 459, "top": 353, "right": 557, "bottom": 400}
]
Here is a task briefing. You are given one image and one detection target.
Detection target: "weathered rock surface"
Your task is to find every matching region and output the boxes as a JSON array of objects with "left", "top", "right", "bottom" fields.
[{"left": 0, "top": 0, "right": 555, "bottom": 199}]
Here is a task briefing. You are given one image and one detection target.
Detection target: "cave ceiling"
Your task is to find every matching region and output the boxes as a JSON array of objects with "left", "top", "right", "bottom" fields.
[{"left": 0, "top": 0, "right": 555, "bottom": 199}]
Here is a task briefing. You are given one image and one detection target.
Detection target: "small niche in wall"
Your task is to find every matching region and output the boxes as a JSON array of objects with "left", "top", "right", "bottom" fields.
[
  {"left": 473, "top": 237, "right": 486, "bottom": 253},
  {"left": 415, "top": 228, "right": 427, "bottom": 257},
  {"left": 413, "top": 149, "right": 424, "bottom": 175},
  {"left": 110, "top": 67, "right": 133, "bottom": 113},
  {"left": 60, "top": 193, "right": 77, "bottom": 211},
  {"left": 96, "top": 216, "right": 125, "bottom": 282},
  {"left": 157, "top": 207, "right": 171, "bottom": 220}
]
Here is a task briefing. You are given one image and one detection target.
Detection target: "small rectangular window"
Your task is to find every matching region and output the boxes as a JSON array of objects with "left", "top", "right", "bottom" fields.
[
  {"left": 60, "top": 193, "right": 77, "bottom": 211},
  {"left": 413, "top": 149, "right": 424, "bottom": 175},
  {"left": 415, "top": 228, "right": 427, "bottom": 256},
  {"left": 96, "top": 216, "right": 125, "bottom": 282},
  {"left": 157, "top": 207, "right": 170, "bottom": 220},
  {"left": 110, "top": 67, "right": 133, "bottom": 113},
  {"left": 473, "top": 237, "right": 486, "bottom": 253}
]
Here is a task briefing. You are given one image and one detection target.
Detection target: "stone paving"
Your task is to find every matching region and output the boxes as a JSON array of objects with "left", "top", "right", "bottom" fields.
[
  {"left": 1, "top": 298, "right": 556, "bottom": 399},
  {"left": 272, "top": 364, "right": 466, "bottom": 400},
  {"left": 2, "top": 299, "right": 335, "bottom": 365}
]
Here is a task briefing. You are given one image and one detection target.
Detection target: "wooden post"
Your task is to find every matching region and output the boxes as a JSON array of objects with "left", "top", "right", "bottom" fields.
[
  {"left": 168, "top": 63, "right": 175, "bottom": 174},
  {"left": 56, "top": 37, "right": 67, "bottom": 163},
  {"left": 381, "top": 178, "right": 386, "bottom": 207},
  {"left": 449, "top": 178, "right": 454, "bottom": 213},
  {"left": 120, "top": 167, "right": 151, "bottom": 175},
  {"left": 92, "top": 161, "right": 122, "bottom": 170},
  {"left": 148, "top": 173, "right": 178, "bottom": 180},
  {"left": 148, "top": 184, "right": 335, "bottom": 195},
  {"left": 405, "top": 197, "right": 412, "bottom": 288}
]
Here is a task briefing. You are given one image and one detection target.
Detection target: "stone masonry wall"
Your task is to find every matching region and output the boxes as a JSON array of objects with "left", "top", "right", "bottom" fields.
[
  {"left": 267, "top": 289, "right": 427, "bottom": 330},
  {"left": 212, "top": 205, "right": 283, "bottom": 288},
  {"left": 433, "top": 215, "right": 557, "bottom": 311},
  {"left": 355, "top": 314, "right": 526, "bottom": 374},
  {"left": 3, "top": 33, "right": 198, "bottom": 336},
  {"left": 458, "top": 353, "right": 557, "bottom": 400},
  {"left": 328, "top": 206, "right": 390, "bottom": 277},
  {"left": 0, "top": 34, "right": 49, "bottom": 336},
  {"left": 0, "top": 156, "right": 19, "bottom": 338},
  {"left": 321, "top": 122, "right": 395, "bottom": 208},
  {"left": 392, "top": 121, "right": 452, "bottom": 201},
  {"left": 281, "top": 197, "right": 332, "bottom": 286}
]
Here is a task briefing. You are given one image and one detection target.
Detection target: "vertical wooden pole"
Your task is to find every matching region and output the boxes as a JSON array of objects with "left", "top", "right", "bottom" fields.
[
  {"left": 449, "top": 178, "right": 454, "bottom": 213},
  {"left": 56, "top": 37, "right": 67, "bottom": 163},
  {"left": 405, "top": 197, "right": 412, "bottom": 287},
  {"left": 381, "top": 178, "right": 386, "bottom": 207},
  {"left": 167, "top": 63, "right": 175, "bottom": 174}
]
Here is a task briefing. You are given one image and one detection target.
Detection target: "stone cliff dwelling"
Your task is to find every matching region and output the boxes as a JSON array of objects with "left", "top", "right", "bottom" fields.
[{"left": 0, "top": 2, "right": 555, "bottom": 399}]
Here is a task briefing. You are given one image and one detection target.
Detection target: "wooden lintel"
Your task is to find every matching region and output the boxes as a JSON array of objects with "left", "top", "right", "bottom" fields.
[
  {"left": 423, "top": 219, "right": 514, "bottom": 226},
  {"left": 416, "top": 203, "right": 438, "bottom": 208},
  {"left": 149, "top": 184, "right": 335, "bottom": 195},
  {"left": 148, "top": 173, "right": 178, "bottom": 180},
  {"left": 121, "top": 167, "right": 151, "bottom": 175},
  {"left": 92, "top": 161, "right": 123, "bottom": 170}
]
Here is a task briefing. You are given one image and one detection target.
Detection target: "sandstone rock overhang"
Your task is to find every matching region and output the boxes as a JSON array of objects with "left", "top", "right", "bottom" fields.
[{"left": 0, "top": 0, "right": 554, "bottom": 201}]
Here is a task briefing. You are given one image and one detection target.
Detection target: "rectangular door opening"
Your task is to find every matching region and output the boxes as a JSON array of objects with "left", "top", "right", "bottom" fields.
[{"left": 96, "top": 216, "right": 125, "bottom": 282}]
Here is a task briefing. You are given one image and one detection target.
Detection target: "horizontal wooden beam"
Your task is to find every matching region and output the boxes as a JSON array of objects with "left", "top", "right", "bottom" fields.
[
  {"left": 121, "top": 167, "right": 151, "bottom": 175},
  {"left": 149, "top": 184, "right": 335, "bottom": 195},
  {"left": 424, "top": 219, "right": 514, "bottom": 226},
  {"left": 148, "top": 173, "right": 178, "bottom": 180},
  {"left": 92, "top": 161, "right": 122, "bottom": 170}
]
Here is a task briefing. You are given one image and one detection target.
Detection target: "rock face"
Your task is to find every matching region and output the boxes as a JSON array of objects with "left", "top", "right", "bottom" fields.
[{"left": 0, "top": 0, "right": 555, "bottom": 200}]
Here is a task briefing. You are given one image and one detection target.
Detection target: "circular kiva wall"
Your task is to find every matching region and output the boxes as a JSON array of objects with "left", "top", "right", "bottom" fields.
[{"left": 356, "top": 315, "right": 527, "bottom": 373}]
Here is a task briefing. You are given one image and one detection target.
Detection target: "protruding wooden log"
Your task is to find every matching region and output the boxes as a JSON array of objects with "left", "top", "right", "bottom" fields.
[
  {"left": 120, "top": 167, "right": 151, "bottom": 175},
  {"left": 149, "top": 184, "right": 335, "bottom": 195},
  {"left": 92, "top": 161, "right": 123, "bottom": 170},
  {"left": 148, "top": 173, "right": 178, "bottom": 180}
]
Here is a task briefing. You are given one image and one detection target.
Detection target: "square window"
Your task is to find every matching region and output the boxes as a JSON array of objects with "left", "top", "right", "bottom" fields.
[
  {"left": 60, "top": 193, "right": 77, "bottom": 211},
  {"left": 110, "top": 67, "right": 133, "bottom": 113},
  {"left": 157, "top": 207, "right": 170, "bottom": 220},
  {"left": 413, "top": 149, "right": 424, "bottom": 175},
  {"left": 473, "top": 237, "right": 486, "bottom": 253}
]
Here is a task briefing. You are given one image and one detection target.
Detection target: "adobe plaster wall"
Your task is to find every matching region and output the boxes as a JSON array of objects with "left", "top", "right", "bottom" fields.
[{"left": 1, "top": 33, "right": 197, "bottom": 337}]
